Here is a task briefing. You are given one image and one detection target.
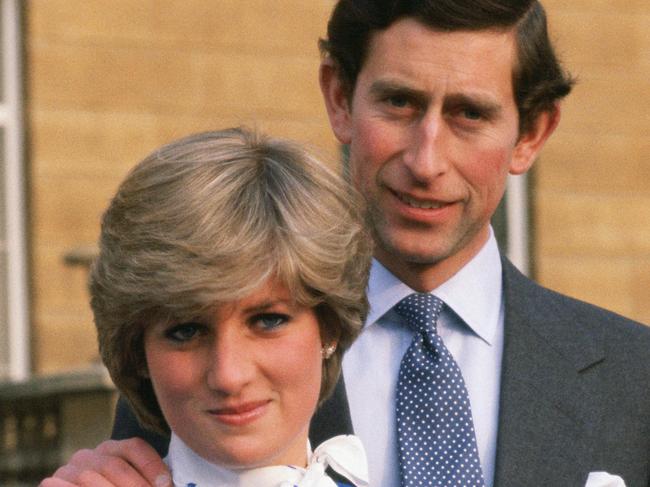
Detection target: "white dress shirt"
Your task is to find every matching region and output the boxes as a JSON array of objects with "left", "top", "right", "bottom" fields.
[{"left": 343, "top": 232, "right": 504, "bottom": 486}]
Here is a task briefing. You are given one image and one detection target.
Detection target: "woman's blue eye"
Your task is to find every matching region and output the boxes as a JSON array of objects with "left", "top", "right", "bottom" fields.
[
  {"left": 254, "top": 313, "right": 289, "bottom": 331},
  {"left": 165, "top": 322, "right": 202, "bottom": 342}
]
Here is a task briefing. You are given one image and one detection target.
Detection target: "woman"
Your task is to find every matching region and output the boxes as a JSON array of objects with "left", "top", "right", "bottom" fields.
[{"left": 90, "top": 128, "right": 372, "bottom": 486}]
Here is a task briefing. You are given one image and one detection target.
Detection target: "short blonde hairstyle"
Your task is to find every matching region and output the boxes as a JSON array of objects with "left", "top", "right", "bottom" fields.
[{"left": 91, "top": 128, "right": 372, "bottom": 435}]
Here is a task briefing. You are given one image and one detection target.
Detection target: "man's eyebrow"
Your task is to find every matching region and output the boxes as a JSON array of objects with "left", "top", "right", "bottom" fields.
[
  {"left": 444, "top": 93, "right": 502, "bottom": 117},
  {"left": 368, "top": 80, "right": 430, "bottom": 105},
  {"left": 369, "top": 80, "right": 504, "bottom": 116}
]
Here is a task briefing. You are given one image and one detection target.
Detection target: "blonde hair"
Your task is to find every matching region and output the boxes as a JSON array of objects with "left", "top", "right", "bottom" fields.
[{"left": 91, "top": 128, "right": 371, "bottom": 435}]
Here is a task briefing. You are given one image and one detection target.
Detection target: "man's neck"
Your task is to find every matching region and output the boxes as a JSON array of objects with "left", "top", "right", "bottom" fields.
[{"left": 374, "top": 231, "right": 491, "bottom": 292}]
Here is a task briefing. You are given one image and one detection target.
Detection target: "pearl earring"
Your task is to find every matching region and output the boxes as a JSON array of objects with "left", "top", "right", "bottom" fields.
[{"left": 322, "top": 343, "right": 337, "bottom": 359}]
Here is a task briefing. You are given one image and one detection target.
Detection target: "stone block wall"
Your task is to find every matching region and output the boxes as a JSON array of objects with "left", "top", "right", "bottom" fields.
[
  {"left": 27, "top": 0, "right": 336, "bottom": 372},
  {"left": 537, "top": 1, "right": 650, "bottom": 323},
  {"left": 26, "top": 1, "right": 649, "bottom": 372}
]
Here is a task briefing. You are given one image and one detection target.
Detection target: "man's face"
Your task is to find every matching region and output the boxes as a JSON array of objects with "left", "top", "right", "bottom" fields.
[{"left": 322, "top": 18, "right": 554, "bottom": 290}]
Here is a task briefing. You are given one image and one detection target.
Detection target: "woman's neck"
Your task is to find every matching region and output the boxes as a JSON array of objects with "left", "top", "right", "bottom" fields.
[{"left": 165, "top": 433, "right": 309, "bottom": 486}]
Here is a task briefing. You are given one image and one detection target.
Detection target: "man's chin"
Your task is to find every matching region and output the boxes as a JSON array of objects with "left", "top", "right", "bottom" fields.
[{"left": 374, "top": 237, "right": 449, "bottom": 268}]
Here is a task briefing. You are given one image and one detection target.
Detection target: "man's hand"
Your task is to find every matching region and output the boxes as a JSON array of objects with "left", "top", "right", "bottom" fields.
[{"left": 39, "top": 438, "right": 172, "bottom": 487}]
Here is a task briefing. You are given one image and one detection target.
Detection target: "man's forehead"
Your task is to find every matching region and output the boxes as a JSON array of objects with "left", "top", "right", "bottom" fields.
[
  {"left": 356, "top": 19, "right": 517, "bottom": 99},
  {"left": 364, "top": 18, "right": 516, "bottom": 64}
]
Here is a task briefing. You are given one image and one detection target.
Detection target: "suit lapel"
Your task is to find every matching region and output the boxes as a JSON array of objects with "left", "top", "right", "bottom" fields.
[
  {"left": 493, "top": 259, "right": 605, "bottom": 487},
  {"left": 308, "top": 375, "right": 358, "bottom": 485},
  {"left": 309, "top": 373, "right": 354, "bottom": 447}
]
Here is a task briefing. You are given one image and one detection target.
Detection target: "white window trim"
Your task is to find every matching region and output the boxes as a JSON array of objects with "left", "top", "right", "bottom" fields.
[
  {"left": 505, "top": 174, "right": 530, "bottom": 276},
  {"left": 2, "top": 0, "right": 28, "bottom": 380}
]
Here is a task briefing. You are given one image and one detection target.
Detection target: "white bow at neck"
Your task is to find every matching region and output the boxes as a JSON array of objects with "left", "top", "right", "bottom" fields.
[{"left": 165, "top": 432, "right": 369, "bottom": 487}]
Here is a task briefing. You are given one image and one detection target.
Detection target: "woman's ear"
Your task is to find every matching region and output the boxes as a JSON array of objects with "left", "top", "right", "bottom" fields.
[
  {"left": 320, "top": 325, "right": 340, "bottom": 360},
  {"left": 315, "top": 304, "right": 342, "bottom": 359},
  {"left": 319, "top": 58, "right": 353, "bottom": 145},
  {"left": 510, "top": 103, "right": 562, "bottom": 175}
]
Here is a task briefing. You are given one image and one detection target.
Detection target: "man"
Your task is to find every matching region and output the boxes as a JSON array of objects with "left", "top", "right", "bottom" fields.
[{"left": 43, "top": 1, "right": 650, "bottom": 486}]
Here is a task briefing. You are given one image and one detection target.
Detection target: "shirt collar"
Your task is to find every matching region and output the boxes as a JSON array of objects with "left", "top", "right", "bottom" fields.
[{"left": 366, "top": 230, "right": 503, "bottom": 345}]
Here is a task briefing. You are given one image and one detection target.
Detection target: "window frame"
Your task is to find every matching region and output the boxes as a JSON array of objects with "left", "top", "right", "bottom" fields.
[
  {"left": 504, "top": 174, "right": 531, "bottom": 276},
  {"left": 1, "top": 0, "right": 28, "bottom": 381}
]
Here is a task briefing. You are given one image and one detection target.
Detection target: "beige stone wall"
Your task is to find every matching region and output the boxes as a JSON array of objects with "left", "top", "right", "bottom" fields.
[
  {"left": 536, "top": 1, "right": 650, "bottom": 324},
  {"left": 27, "top": 1, "right": 649, "bottom": 372},
  {"left": 27, "top": 0, "right": 337, "bottom": 373}
]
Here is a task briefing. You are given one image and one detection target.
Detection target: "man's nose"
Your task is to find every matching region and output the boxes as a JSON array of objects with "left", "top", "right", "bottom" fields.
[
  {"left": 403, "top": 112, "right": 449, "bottom": 182},
  {"left": 206, "top": 328, "right": 253, "bottom": 394}
]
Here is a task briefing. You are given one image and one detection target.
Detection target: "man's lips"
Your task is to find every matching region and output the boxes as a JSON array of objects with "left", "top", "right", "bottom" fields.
[
  {"left": 391, "top": 189, "right": 451, "bottom": 210},
  {"left": 208, "top": 400, "right": 271, "bottom": 426}
]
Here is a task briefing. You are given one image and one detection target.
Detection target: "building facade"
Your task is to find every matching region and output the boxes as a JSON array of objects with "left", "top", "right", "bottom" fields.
[{"left": 18, "top": 0, "right": 650, "bottom": 374}]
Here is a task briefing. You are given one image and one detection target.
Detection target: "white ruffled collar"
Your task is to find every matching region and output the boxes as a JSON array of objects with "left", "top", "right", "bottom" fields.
[{"left": 164, "top": 432, "right": 369, "bottom": 487}]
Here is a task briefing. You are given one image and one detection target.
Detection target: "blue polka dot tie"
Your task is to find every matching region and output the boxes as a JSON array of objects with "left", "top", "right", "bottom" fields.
[{"left": 395, "top": 293, "right": 485, "bottom": 487}]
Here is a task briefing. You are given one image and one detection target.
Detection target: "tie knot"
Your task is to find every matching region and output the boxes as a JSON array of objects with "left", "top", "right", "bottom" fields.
[{"left": 395, "top": 293, "right": 443, "bottom": 335}]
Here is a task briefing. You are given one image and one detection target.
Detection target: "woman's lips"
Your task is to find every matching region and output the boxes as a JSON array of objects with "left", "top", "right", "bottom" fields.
[{"left": 208, "top": 400, "right": 271, "bottom": 426}]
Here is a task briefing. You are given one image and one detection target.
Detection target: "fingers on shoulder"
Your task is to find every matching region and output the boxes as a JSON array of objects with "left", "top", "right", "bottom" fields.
[
  {"left": 39, "top": 479, "right": 76, "bottom": 487},
  {"left": 96, "top": 437, "right": 159, "bottom": 461},
  {"left": 50, "top": 440, "right": 165, "bottom": 487},
  {"left": 96, "top": 438, "right": 170, "bottom": 480},
  {"left": 44, "top": 462, "right": 114, "bottom": 487}
]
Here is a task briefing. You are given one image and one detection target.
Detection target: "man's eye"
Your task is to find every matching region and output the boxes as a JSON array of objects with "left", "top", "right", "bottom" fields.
[
  {"left": 387, "top": 95, "right": 409, "bottom": 108},
  {"left": 165, "top": 322, "right": 203, "bottom": 342},
  {"left": 461, "top": 107, "right": 483, "bottom": 120},
  {"left": 253, "top": 313, "right": 290, "bottom": 331}
]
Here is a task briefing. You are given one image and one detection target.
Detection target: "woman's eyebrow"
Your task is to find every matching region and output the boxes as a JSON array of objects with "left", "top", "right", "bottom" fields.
[{"left": 241, "top": 299, "right": 293, "bottom": 314}]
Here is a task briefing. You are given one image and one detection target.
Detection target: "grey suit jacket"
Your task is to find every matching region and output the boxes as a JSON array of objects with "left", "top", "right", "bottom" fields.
[{"left": 310, "top": 258, "right": 650, "bottom": 486}]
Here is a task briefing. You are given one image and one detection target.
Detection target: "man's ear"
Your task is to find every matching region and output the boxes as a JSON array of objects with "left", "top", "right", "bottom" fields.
[
  {"left": 510, "top": 103, "right": 562, "bottom": 175},
  {"left": 319, "top": 58, "right": 353, "bottom": 145}
]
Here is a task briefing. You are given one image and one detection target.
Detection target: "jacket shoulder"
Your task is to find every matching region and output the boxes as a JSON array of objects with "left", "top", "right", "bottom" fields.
[
  {"left": 502, "top": 257, "right": 649, "bottom": 340},
  {"left": 501, "top": 257, "right": 650, "bottom": 379}
]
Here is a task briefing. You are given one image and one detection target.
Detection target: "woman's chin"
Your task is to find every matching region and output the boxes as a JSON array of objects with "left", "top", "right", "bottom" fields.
[{"left": 196, "top": 443, "right": 298, "bottom": 471}]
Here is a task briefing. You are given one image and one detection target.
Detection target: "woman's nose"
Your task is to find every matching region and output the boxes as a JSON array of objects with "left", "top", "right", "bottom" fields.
[{"left": 205, "top": 328, "right": 254, "bottom": 395}]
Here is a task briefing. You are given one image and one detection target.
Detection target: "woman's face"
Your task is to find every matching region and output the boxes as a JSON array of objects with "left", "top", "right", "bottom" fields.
[{"left": 144, "top": 278, "right": 326, "bottom": 469}]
